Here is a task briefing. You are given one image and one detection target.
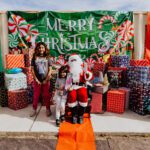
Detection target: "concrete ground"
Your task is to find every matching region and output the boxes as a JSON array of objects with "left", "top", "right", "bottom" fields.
[
  {"left": 0, "top": 104, "right": 150, "bottom": 150},
  {"left": 0, "top": 104, "right": 149, "bottom": 133}
]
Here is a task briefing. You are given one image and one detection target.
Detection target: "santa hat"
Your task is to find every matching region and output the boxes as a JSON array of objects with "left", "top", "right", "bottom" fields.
[{"left": 68, "top": 54, "right": 82, "bottom": 62}]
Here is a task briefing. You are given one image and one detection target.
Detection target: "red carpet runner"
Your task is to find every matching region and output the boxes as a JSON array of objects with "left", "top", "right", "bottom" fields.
[{"left": 56, "top": 117, "right": 96, "bottom": 150}]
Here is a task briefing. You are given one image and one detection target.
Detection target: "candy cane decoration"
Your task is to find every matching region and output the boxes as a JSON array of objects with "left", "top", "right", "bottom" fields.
[
  {"left": 50, "top": 57, "right": 57, "bottom": 64},
  {"left": 98, "top": 15, "right": 115, "bottom": 29},
  {"left": 117, "top": 20, "right": 134, "bottom": 41},
  {"left": 56, "top": 55, "right": 67, "bottom": 65},
  {"left": 85, "top": 57, "right": 95, "bottom": 69},
  {"left": 124, "top": 41, "right": 134, "bottom": 49},
  {"left": 90, "top": 53, "right": 104, "bottom": 63},
  {"left": 8, "top": 14, "right": 28, "bottom": 37},
  {"left": 25, "top": 24, "right": 38, "bottom": 42},
  {"left": 8, "top": 34, "right": 19, "bottom": 48}
]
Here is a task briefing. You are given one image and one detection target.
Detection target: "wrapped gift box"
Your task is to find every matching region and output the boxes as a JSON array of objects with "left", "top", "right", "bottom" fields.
[
  {"left": 93, "top": 85, "right": 109, "bottom": 94},
  {"left": 108, "top": 67, "right": 127, "bottom": 86},
  {"left": 5, "top": 72, "right": 27, "bottom": 91},
  {"left": 107, "top": 70, "right": 123, "bottom": 88},
  {"left": 118, "top": 87, "right": 130, "bottom": 109},
  {"left": 23, "top": 67, "right": 34, "bottom": 85},
  {"left": 107, "top": 90, "right": 126, "bottom": 113},
  {"left": 6, "top": 54, "right": 25, "bottom": 69},
  {"left": 24, "top": 54, "right": 30, "bottom": 67},
  {"left": 127, "top": 66, "right": 150, "bottom": 83},
  {"left": 8, "top": 90, "right": 28, "bottom": 110},
  {"left": 0, "top": 72, "right": 5, "bottom": 87},
  {"left": 127, "top": 81, "right": 150, "bottom": 115},
  {"left": 111, "top": 55, "right": 129, "bottom": 67},
  {"left": 93, "top": 62, "right": 106, "bottom": 76},
  {"left": 130, "top": 59, "right": 149, "bottom": 66},
  {"left": 90, "top": 92, "right": 103, "bottom": 113},
  {"left": 0, "top": 87, "right": 8, "bottom": 107}
]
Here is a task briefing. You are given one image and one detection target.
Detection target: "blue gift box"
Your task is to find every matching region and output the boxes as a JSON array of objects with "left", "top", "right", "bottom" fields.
[
  {"left": 111, "top": 55, "right": 130, "bottom": 67},
  {"left": 127, "top": 81, "right": 150, "bottom": 115},
  {"left": 127, "top": 66, "right": 150, "bottom": 83}
]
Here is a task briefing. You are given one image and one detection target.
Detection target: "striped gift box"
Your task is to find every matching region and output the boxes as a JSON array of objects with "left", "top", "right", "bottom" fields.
[
  {"left": 130, "top": 59, "right": 149, "bottom": 66},
  {"left": 8, "top": 89, "right": 28, "bottom": 110},
  {"left": 6, "top": 54, "right": 25, "bottom": 69},
  {"left": 107, "top": 90, "right": 126, "bottom": 113},
  {"left": 90, "top": 92, "right": 103, "bottom": 113}
]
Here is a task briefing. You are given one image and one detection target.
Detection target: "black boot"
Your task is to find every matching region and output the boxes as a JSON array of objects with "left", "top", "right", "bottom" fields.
[
  {"left": 60, "top": 115, "right": 65, "bottom": 122},
  {"left": 56, "top": 119, "right": 60, "bottom": 127},
  {"left": 78, "top": 106, "right": 86, "bottom": 124},
  {"left": 71, "top": 106, "right": 78, "bottom": 124}
]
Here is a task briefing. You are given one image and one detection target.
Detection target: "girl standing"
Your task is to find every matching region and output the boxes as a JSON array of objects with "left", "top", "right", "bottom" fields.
[
  {"left": 53, "top": 66, "right": 68, "bottom": 126},
  {"left": 30, "top": 42, "right": 52, "bottom": 117}
]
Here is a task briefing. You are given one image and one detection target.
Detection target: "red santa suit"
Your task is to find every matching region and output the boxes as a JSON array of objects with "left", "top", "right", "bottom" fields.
[{"left": 67, "top": 54, "right": 93, "bottom": 108}]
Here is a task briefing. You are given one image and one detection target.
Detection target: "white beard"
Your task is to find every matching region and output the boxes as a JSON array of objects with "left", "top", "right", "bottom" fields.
[{"left": 69, "top": 61, "right": 83, "bottom": 83}]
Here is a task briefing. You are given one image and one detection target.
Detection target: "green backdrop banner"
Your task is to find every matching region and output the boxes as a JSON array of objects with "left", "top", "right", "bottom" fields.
[{"left": 7, "top": 10, "right": 134, "bottom": 61}]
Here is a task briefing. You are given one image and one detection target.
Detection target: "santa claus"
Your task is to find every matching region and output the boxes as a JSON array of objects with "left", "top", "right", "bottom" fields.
[{"left": 66, "top": 54, "right": 93, "bottom": 124}]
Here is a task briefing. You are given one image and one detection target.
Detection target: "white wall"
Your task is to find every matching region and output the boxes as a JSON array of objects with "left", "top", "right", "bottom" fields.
[
  {"left": 0, "top": 12, "right": 9, "bottom": 68},
  {"left": 0, "top": 11, "right": 148, "bottom": 68}
]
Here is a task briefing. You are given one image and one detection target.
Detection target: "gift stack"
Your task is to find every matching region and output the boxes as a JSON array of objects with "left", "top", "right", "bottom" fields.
[
  {"left": 5, "top": 54, "right": 28, "bottom": 110},
  {"left": 23, "top": 49, "right": 35, "bottom": 104},
  {"left": 91, "top": 61, "right": 109, "bottom": 113},
  {"left": 127, "top": 61, "right": 150, "bottom": 115},
  {"left": 0, "top": 72, "right": 8, "bottom": 107},
  {"left": 107, "top": 90, "right": 126, "bottom": 113},
  {"left": 107, "top": 55, "right": 129, "bottom": 88}
]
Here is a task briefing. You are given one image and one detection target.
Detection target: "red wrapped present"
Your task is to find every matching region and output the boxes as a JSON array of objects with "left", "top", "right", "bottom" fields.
[
  {"left": 23, "top": 67, "right": 34, "bottom": 85},
  {"left": 8, "top": 90, "right": 28, "bottom": 110},
  {"left": 24, "top": 54, "right": 30, "bottom": 67},
  {"left": 130, "top": 59, "right": 149, "bottom": 66},
  {"left": 90, "top": 92, "right": 103, "bottom": 113},
  {"left": 107, "top": 90, "right": 126, "bottom": 113},
  {"left": 118, "top": 87, "right": 130, "bottom": 110},
  {"left": 93, "top": 62, "right": 105, "bottom": 76},
  {"left": 6, "top": 54, "right": 25, "bottom": 69}
]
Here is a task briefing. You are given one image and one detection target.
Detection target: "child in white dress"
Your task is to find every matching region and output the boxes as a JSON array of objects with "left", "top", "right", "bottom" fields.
[{"left": 53, "top": 66, "right": 68, "bottom": 127}]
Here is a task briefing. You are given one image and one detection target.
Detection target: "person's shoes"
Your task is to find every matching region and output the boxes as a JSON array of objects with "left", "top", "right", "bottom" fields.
[
  {"left": 56, "top": 119, "right": 60, "bottom": 127},
  {"left": 72, "top": 116, "right": 77, "bottom": 124},
  {"left": 78, "top": 116, "right": 83, "bottom": 124},
  {"left": 46, "top": 109, "right": 52, "bottom": 117},
  {"left": 30, "top": 110, "right": 37, "bottom": 117},
  {"left": 60, "top": 115, "right": 65, "bottom": 122}
]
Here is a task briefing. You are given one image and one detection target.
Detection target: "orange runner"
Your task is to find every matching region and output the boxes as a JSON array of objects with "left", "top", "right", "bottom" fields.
[{"left": 56, "top": 117, "right": 96, "bottom": 150}]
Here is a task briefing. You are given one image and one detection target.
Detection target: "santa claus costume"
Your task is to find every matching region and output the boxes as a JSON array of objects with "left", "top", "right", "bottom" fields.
[{"left": 67, "top": 54, "right": 93, "bottom": 124}]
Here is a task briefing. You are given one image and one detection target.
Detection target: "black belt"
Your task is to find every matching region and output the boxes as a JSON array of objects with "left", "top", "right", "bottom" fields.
[{"left": 72, "top": 82, "right": 85, "bottom": 86}]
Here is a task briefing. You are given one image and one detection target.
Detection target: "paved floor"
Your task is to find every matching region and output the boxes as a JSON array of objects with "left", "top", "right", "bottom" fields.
[
  {"left": 0, "top": 134, "right": 150, "bottom": 150},
  {"left": 0, "top": 104, "right": 149, "bottom": 133}
]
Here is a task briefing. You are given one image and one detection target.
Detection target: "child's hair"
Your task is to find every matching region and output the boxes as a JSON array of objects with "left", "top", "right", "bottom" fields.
[
  {"left": 34, "top": 42, "right": 50, "bottom": 58},
  {"left": 58, "top": 65, "right": 68, "bottom": 78}
]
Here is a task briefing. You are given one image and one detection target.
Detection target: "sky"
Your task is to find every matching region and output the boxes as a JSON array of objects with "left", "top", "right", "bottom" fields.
[{"left": 0, "top": 0, "right": 150, "bottom": 12}]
